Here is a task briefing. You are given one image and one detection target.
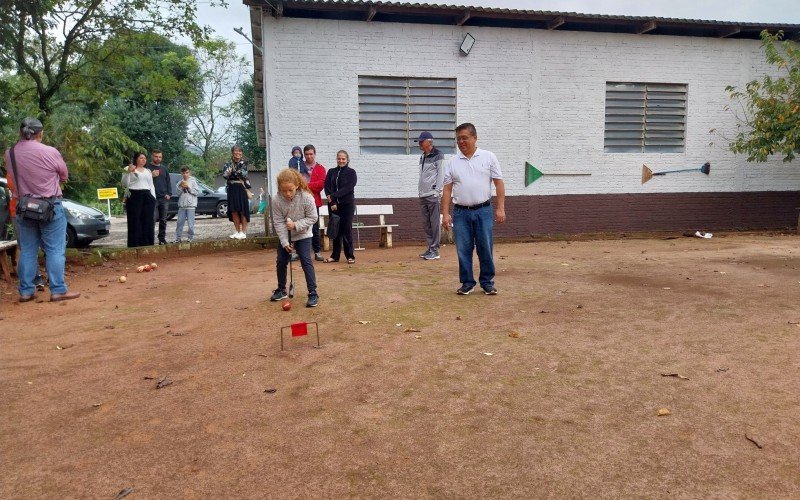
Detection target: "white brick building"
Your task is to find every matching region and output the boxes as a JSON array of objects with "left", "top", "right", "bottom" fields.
[{"left": 243, "top": 0, "right": 800, "bottom": 237}]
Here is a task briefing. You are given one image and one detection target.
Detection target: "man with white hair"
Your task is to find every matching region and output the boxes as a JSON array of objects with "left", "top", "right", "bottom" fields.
[
  {"left": 4, "top": 117, "right": 80, "bottom": 302},
  {"left": 415, "top": 131, "right": 445, "bottom": 260}
]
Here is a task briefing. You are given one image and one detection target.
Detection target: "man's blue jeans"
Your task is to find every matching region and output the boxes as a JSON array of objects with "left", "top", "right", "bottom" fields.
[
  {"left": 453, "top": 204, "right": 495, "bottom": 290},
  {"left": 16, "top": 203, "right": 68, "bottom": 296}
]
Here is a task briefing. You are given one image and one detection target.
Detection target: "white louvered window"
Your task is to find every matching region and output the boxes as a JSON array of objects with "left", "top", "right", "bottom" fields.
[
  {"left": 358, "top": 76, "right": 456, "bottom": 155},
  {"left": 604, "top": 82, "right": 687, "bottom": 153}
]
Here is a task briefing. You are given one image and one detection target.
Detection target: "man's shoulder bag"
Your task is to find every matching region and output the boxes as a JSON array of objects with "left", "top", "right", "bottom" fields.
[{"left": 9, "top": 146, "right": 57, "bottom": 222}]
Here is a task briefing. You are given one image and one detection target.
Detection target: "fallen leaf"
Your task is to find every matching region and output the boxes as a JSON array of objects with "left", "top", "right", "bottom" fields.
[
  {"left": 404, "top": 327, "right": 421, "bottom": 333},
  {"left": 482, "top": 352, "right": 493, "bottom": 356},
  {"left": 508, "top": 331, "right": 521, "bottom": 338},
  {"left": 539, "top": 310, "right": 548, "bottom": 313},
  {"left": 115, "top": 487, "right": 135, "bottom": 499},
  {"left": 358, "top": 320, "right": 371, "bottom": 324},
  {"left": 657, "top": 408, "right": 671, "bottom": 416},
  {"left": 257, "top": 354, "right": 269, "bottom": 357},
  {"left": 414, "top": 335, "right": 422, "bottom": 339},
  {"left": 97, "top": 284, "right": 108, "bottom": 287},
  {"left": 92, "top": 403, "right": 103, "bottom": 408},
  {"left": 789, "top": 321, "right": 800, "bottom": 325},
  {"left": 105, "top": 325, "right": 115, "bottom": 330},
  {"left": 715, "top": 367, "right": 730, "bottom": 373},
  {"left": 455, "top": 316, "right": 461, "bottom": 320},
  {"left": 395, "top": 323, "right": 402, "bottom": 327},
  {"left": 661, "top": 373, "right": 689, "bottom": 380},
  {"left": 264, "top": 388, "right": 277, "bottom": 394},
  {"left": 662, "top": 287, "right": 671, "bottom": 290},
  {"left": 745, "top": 432, "right": 764, "bottom": 449},
  {"left": 155, "top": 376, "right": 172, "bottom": 389},
  {"left": 55, "top": 344, "right": 74, "bottom": 350}
]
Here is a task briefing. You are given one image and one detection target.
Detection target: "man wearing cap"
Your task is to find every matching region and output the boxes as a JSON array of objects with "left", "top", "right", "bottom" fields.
[
  {"left": 4, "top": 117, "right": 80, "bottom": 302},
  {"left": 441, "top": 122, "right": 505, "bottom": 296},
  {"left": 415, "top": 131, "right": 446, "bottom": 260}
]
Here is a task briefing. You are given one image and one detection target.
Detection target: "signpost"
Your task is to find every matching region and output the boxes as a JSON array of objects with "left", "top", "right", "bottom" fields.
[{"left": 97, "top": 187, "right": 118, "bottom": 218}]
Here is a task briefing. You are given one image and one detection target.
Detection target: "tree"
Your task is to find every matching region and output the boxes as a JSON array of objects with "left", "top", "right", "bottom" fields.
[
  {"left": 231, "top": 77, "right": 266, "bottom": 170},
  {"left": 187, "top": 38, "right": 248, "bottom": 167},
  {"left": 0, "top": 0, "right": 217, "bottom": 119},
  {"left": 726, "top": 31, "right": 800, "bottom": 162}
]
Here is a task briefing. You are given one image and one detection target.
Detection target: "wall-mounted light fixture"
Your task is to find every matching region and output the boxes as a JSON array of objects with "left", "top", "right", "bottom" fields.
[{"left": 459, "top": 33, "right": 475, "bottom": 56}]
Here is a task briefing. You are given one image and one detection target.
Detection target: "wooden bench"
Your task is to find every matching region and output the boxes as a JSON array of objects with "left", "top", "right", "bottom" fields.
[
  {"left": 0, "top": 240, "right": 18, "bottom": 282},
  {"left": 318, "top": 205, "right": 398, "bottom": 250}
]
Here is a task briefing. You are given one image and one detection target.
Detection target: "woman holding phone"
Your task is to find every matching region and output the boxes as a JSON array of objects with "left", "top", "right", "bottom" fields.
[{"left": 121, "top": 151, "right": 156, "bottom": 247}]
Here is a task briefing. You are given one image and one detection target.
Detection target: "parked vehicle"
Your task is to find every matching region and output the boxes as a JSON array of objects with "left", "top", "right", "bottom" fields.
[
  {"left": 166, "top": 173, "right": 228, "bottom": 219},
  {"left": 0, "top": 178, "right": 110, "bottom": 247}
]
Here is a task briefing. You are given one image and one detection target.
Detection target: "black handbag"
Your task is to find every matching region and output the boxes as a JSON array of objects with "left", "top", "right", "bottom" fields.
[
  {"left": 327, "top": 212, "right": 341, "bottom": 240},
  {"left": 9, "top": 146, "right": 56, "bottom": 222}
]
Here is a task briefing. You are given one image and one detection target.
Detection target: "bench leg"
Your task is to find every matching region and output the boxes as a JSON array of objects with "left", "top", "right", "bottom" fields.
[
  {"left": 321, "top": 229, "right": 330, "bottom": 252},
  {"left": 0, "top": 249, "right": 11, "bottom": 282},
  {"left": 379, "top": 227, "right": 393, "bottom": 248}
]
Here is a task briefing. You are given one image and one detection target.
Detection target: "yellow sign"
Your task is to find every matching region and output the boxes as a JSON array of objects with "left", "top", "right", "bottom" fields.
[{"left": 97, "top": 188, "right": 119, "bottom": 200}]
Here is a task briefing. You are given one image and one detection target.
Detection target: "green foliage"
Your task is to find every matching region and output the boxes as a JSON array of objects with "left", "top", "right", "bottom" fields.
[
  {"left": 231, "top": 77, "right": 266, "bottom": 170},
  {"left": 726, "top": 31, "right": 800, "bottom": 162}
]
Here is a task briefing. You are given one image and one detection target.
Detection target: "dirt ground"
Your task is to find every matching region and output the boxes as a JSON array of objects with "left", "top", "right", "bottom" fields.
[{"left": 1, "top": 234, "right": 799, "bottom": 498}]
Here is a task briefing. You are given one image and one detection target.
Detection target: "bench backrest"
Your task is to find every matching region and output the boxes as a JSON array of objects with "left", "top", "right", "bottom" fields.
[{"left": 319, "top": 205, "right": 393, "bottom": 217}]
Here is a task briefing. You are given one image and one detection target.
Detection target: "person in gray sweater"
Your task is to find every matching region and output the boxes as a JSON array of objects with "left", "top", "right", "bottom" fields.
[
  {"left": 270, "top": 168, "right": 320, "bottom": 307},
  {"left": 415, "top": 131, "right": 446, "bottom": 260},
  {"left": 175, "top": 166, "right": 199, "bottom": 242}
]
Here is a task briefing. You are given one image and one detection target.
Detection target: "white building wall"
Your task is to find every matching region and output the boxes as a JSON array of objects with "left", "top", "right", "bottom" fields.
[{"left": 262, "top": 16, "right": 798, "bottom": 199}]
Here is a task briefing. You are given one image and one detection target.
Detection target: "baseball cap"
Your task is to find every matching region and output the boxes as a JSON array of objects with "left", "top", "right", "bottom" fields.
[{"left": 414, "top": 131, "right": 434, "bottom": 143}]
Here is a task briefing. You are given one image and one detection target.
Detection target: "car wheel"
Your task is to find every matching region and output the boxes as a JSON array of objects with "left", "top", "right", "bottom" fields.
[
  {"left": 216, "top": 201, "right": 228, "bottom": 218},
  {"left": 66, "top": 226, "right": 77, "bottom": 248}
]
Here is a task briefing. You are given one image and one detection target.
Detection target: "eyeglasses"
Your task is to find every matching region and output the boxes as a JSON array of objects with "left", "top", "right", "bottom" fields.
[{"left": 456, "top": 135, "right": 473, "bottom": 142}]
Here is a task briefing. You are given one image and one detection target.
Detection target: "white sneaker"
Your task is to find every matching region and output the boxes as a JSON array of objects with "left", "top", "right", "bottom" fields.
[
  {"left": 230, "top": 232, "right": 239, "bottom": 239},
  {"left": 235, "top": 232, "right": 246, "bottom": 239}
]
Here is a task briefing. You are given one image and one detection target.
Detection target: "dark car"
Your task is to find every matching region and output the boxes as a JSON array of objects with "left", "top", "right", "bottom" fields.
[
  {"left": 166, "top": 173, "right": 228, "bottom": 219},
  {"left": 0, "top": 178, "right": 110, "bottom": 248}
]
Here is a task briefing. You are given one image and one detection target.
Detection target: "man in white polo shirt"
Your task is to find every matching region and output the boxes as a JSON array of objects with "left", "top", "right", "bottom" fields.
[{"left": 441, "top": 122, "right": 505, "bottom": 295}]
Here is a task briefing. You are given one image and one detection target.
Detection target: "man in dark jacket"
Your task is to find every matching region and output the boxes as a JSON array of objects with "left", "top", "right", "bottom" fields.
[{"left": 146, "top": 149, "right": 172, "bottom": 245}]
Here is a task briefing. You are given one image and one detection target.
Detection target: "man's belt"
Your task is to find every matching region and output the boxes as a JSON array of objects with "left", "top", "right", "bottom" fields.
[{"left": 454, "top": 200, "right": 490, "bottom": 210}]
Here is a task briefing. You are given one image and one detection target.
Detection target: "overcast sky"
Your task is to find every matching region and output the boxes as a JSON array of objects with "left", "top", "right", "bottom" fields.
[{"left": 198, "top": 0, "right": 800, "bottom": 63}]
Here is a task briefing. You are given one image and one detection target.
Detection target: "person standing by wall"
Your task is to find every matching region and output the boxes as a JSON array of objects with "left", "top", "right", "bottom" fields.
[
  {"left": 122, "top": 152, "right": 156, "bottom": 247},
  {"left": 174, "top": 166, "right": 199, "bottom": 243},
  {"left": 222, "top": 145, "right": 251, "bottom": 239},
  {"left": 415, "top": 131, "right": 446, "bottom": 260},
  {"left": 4, "top": 117, "right": 80, "bottom": 302},
  {"left": 323, "top": 150, "right": 357, "bottom": 264},
  {"left": 300, "top": 145, "right": 327, "bottom": 261},
  {"left": 441, "top": 123, "right": 505, "bottom": 295},
  {"left": 146, "top": 149, "right": 171, "bottom": 245}
]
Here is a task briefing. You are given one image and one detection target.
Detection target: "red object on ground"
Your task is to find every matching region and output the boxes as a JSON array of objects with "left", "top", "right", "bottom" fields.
[
  {"left": 290, "top": 322, "right": 308, "bottom": 336},
  {"left": 282, "top": 301, "right": 292, "bottom": 311}
]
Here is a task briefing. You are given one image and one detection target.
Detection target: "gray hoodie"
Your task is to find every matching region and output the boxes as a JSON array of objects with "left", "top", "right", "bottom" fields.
[
  {"left": 175, "top": 176, "right": 199, "bottom": 208},
  {"left": 271, "top": 190, "right": 318, "bottom": 248},
  {"left": 418, "top": 147, "right": 446, "bottom": 198}
]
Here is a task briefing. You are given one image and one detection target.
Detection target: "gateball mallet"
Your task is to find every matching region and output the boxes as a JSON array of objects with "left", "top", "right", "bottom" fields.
[{"left": 287, "top": 220, "right": 296, "bottom": 299}]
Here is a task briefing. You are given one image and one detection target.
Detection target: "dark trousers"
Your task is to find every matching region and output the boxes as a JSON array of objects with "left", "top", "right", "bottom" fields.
[
  {"left": 330, "top": 202, "right": 355, "bottom": 261},
  {"left": 127, "top": 190, "right": 155, "bottom": 247},
  {"left": 276, "top": 237, "right": 317, "bottom": 296},
  {"left": 155, "top": 197, "right": 168, "bottom": 243},
  {"left": 311, "top": 206, "right": 321, "bottom": 253}
]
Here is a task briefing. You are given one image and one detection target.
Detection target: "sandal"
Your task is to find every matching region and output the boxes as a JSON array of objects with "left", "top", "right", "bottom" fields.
[
  {"left": 347, "top": 258, "right": 356, "bottom": 264},
  {"left": 323, "top": 258, "right": 339, "bottom": 263}
]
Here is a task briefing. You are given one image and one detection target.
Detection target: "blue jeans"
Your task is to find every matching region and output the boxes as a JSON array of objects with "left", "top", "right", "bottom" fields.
[
  {"left": 276, "top": 237, "right": 317, "bottom": 297},
  {"left": 175, "top": 208, "right": 195, "bottom": 241},
  {"left": 16, "top": 203, "right": 69, "bottom": 296},
  {"left": 453, "top": 204, "right": 495, "bottom": 290}
]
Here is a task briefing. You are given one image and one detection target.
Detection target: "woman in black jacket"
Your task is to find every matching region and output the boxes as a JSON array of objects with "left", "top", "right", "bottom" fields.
[{"left": 323, "top": 150, "right": 357, "bottom": 263}]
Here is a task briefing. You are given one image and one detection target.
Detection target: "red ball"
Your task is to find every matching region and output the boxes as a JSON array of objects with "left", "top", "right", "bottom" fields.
[{"left": 282, "top": 301, "right": 292, "bottom": 311}]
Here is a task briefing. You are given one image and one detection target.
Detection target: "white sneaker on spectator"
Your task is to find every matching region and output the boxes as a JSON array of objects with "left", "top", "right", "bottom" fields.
[
  {"left": 235, "top": 232, "right": 246, "bottom": 239},
  {"left": 230, "top": 232, "right": 239, "bottom": 239}
]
